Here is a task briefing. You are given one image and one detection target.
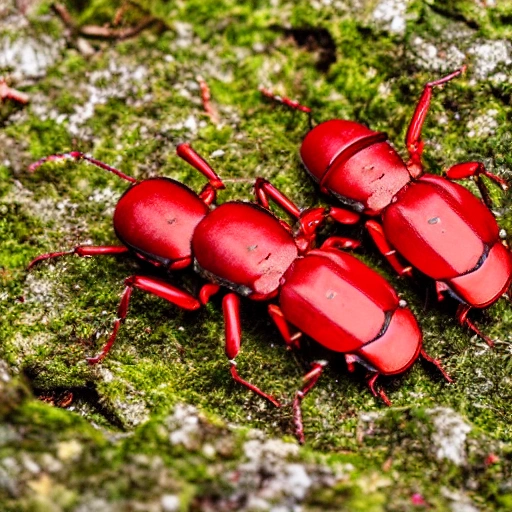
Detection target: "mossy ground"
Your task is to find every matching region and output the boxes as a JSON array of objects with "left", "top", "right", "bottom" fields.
[{"left": 1, "top": 0, "right": 512, "bottom": 510}]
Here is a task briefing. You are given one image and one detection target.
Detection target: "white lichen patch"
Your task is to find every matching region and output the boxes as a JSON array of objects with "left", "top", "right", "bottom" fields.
[
  {"left": 0, "top": 19, "right": 64, "bottom": 80},
  {"left": 410, "top": 36, "right": 466, "bottom": 72},
  {"left": 429, "top": 407, "right": 471, "bottom": 466},
  {"left": 442, "top": 488, "right": 480, "bottom": 512},
  {"left": 29, "top": 57, "right": 149, "bottom": 139},
  {"left": 56, "top": 440, "right": 83, "bottom": 462},
  {"left": 23, "top": 273, "right": 59, "bottom": 305},
  {"left": 166, "top": 404, "right": 201, "bottom": 450},
  {"left": 372, "top": 0, "right": 410, "bottom": 35},
  {"left": 466, "top": 109, "right": 499, "bottom": 138},
  {"left": 468, "top": 40, "right": 512, "bottom": 80},
  {"left": 88, "top": 187, "right": 122, "bottom": 216},
  {"left": 113, "top": 393, "right": 150, "bottom": 428}
]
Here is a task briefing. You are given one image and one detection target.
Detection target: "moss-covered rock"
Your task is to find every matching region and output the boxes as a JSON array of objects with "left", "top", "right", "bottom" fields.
[{"left": 2, "top": 0, "right": 512, "bottom": 509}]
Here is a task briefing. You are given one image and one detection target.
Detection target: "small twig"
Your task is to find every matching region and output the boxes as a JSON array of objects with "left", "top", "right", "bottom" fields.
[
  {"left": 197, "top": 75, "right": 220, "bottom": 125},
  {"left": 51, "top": 3, "right": 166, "bottom": 41},
  {"left": 0, "top": 77, "right": 29, "bottom": 104}
]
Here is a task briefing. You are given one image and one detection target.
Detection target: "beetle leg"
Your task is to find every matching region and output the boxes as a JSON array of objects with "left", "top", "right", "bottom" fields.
[
  {"left": 29, "top": 152, "right": 137, "bottom": 183},
  {"left": 420, "top": 349, "right": 453, "bottom": 383},
  {"left": 268, "top": 304, "right": 302, "bottom": 350},
  {"left": 28, "top": 245, "right": 129, "bottom": 270},
  {"left": 366, "top": 220, "right": 413, "bottom": 277},
  {"left": 199, "top": 283, "right": 221, "bottom": 305},
  {"left": 405, "top": 67, "right": 466, "bottom": 178},
  {"left": 176, "top": 144, "right": 225, "bottom": 205},
  {"left": 456, "top": 304, "right": 494, "bottom": 347},
  {"left": 446, "top": 161, "right": 508, "bottom": 209},
  {"left": 87, "top": 275, "right": 201, "bottom": 364},
  {"left": 254, "top": 178, "right": 301, "bottom": 220},
  {"left": 223, "top": 293, "right": 281, "bottom": 407},
  {"left": 320, "top": 236, "right": 361, "bottom": 252},
  {"left": 292, "top": 360, "right": 327, "bottom": 444},
  {"left": 435, "top": 281, "right": 450, "bottom": 302},
  {"left": 366, "top": 372, "right": 392, "bottom": 406}
]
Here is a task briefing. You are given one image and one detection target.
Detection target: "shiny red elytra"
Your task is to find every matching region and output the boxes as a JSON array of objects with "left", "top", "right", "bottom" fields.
[
  {"left": 29, "top": 145, "right": 449, "bottom": 442},
  {"left": 262, "top": 67, "right": 512, "bottom": 346}
]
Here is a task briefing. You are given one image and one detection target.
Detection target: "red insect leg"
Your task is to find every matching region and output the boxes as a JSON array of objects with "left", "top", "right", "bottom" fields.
[
  {"left": 293, "top": 361, "right": 327, "bottom": 444},
  {"left": 176, "top": 143, "right": 225, "bottom": 206},
  {"left": 197, "top": 75, "right": 220, "bottom": 125},
  {"left": 320, "top": 236, "right": 361, "bottom": 252},
  {"left": 366, "top": 372, "right": 392, "bottom": 406},
  {"left": 87, "top": 275, "right": 201, "bottom": 364},
  {"left": 366, "top": 220, "right": 413, "bottom": 277},
  {"left": 28, "top": 245, "right": 129, "bottom": 269},
  {"left": 420, "top": 349, "right": 453, "bottom": 383},
  {"left": 223, "top": 293, "right": 281, "bottom": 407},
  {"left": 456, "top": 304, "right": 494, "bottom": 347},
  {"left": 446, "top": 161, "right": 508, "bottom": 209},
  {"left": 254, "top": 177, "right": 301, "bottom": 219},
  {"left": 268, "top": 304, "right": 302, "bottom": 350},
  {"left": 405, "top": 67, "right": 466, "bottom": 177},
  {"left": 0, "top": 78, "right": 29, "bottom": 104}
]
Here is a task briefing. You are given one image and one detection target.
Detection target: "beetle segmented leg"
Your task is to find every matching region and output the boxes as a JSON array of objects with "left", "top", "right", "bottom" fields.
[
  {"left": 366, "top": 220, "right": 413, "bottom": 278},
  {"left": 446, "top": 161, "right": 509, "bottom": 209},
  {"left": 456, "top": 304, "right": 494, "bottom": 347},
  {"left": 366, "top": 373, "right": 392, "bottom": 406},
  {"left": 87, "top": 275, "right": 201, "bottom": 364},
  {"left": 223, "top": 293, "right": 281, "bottom": 407},
  {"left": 28, "top": 245, "right": 129, "bottom": 270},
  {"left": 268, "top": 304, "right": 302, "bottom": 350},
  {"left": 197, "top": 75, "right": 220, "bottom": 125},
  {"left": 405, "top": 66, "right": 466, "bottom": 177},
  {"left": 0, "top": 77, "right": 29, "bottom": 104},
  {"left": 177, "top": 144, "right": 225, "bottom": 189},
  {"left": 420, "top": 349, "right": 453, "bottom": 383},
  {"left": 292, "top": 361, "right": 327, "bottom": 444}
]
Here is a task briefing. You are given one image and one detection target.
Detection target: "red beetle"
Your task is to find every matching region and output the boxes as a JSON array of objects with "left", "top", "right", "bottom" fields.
[
  {"left": 261, "top": 67, "right": 512, "bottom": 345},
  {"left": 29, "top": 146, "right": 449, "bottom": 442}
]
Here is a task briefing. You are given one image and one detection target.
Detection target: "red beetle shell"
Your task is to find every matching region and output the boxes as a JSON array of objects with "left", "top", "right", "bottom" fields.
[
  {"left": 193, "top": 201, "right": 422, "bottom": 374},
  {"left": 280, "top": 248, "right": 422, "bottom": 372},
  {"left": 114, "top": 177, "right": 208, "bottom": 267},
  {"left": 192, "top": 202, "right": 298, "bottom": 299},
  {"left": 383, "top": 174, "right": 512, "bottom": 307},
  {"left": 300, "top": 120, "right": 512, "bottom": 309}
]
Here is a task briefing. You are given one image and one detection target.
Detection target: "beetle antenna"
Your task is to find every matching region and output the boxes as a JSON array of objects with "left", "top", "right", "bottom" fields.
[
  {"left": 259, "top": 86, "right": 314, "bottom": 129},
  {"left": 29, "top": 152, "right": 138, "bottom": 183}
]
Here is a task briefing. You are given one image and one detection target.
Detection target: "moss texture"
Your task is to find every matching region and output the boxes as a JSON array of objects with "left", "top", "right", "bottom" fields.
[{"left": 1, "top": 0, "right": 512, "bottom": 509}]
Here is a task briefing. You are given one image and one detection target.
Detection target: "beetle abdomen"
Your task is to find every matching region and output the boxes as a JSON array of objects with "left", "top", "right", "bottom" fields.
[
  {"left": 279, "top": 249, "right": 399, "bottom": 353},
  {"left": 383, "top": 175, "right": 500, "bottom": 279},
  {"left": 114, "top": 178, "right": 208, "bottom": 266}
]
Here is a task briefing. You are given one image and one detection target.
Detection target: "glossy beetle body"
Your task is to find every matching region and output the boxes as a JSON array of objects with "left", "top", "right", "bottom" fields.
[
  {"left": 29, "top": 146, "right": 447, "bottom": 442},
  {"left": 265, "top": 68, "right": 511, "bottom": 344},
  {"left": 192, "top": 200, "right": 421, "bottom": 362},
  {"left": 114, "top": 177, "right": 209, "bottom": 269}
]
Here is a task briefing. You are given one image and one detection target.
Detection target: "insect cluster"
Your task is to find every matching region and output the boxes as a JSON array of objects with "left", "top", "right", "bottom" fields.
[{"left": 28, "top": 67, "right": 510, "bottom": 442}]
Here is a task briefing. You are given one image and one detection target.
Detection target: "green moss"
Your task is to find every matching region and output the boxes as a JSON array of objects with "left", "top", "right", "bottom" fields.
[{"left": 2, "top": 0, "right": 512, "bottom": 509}]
